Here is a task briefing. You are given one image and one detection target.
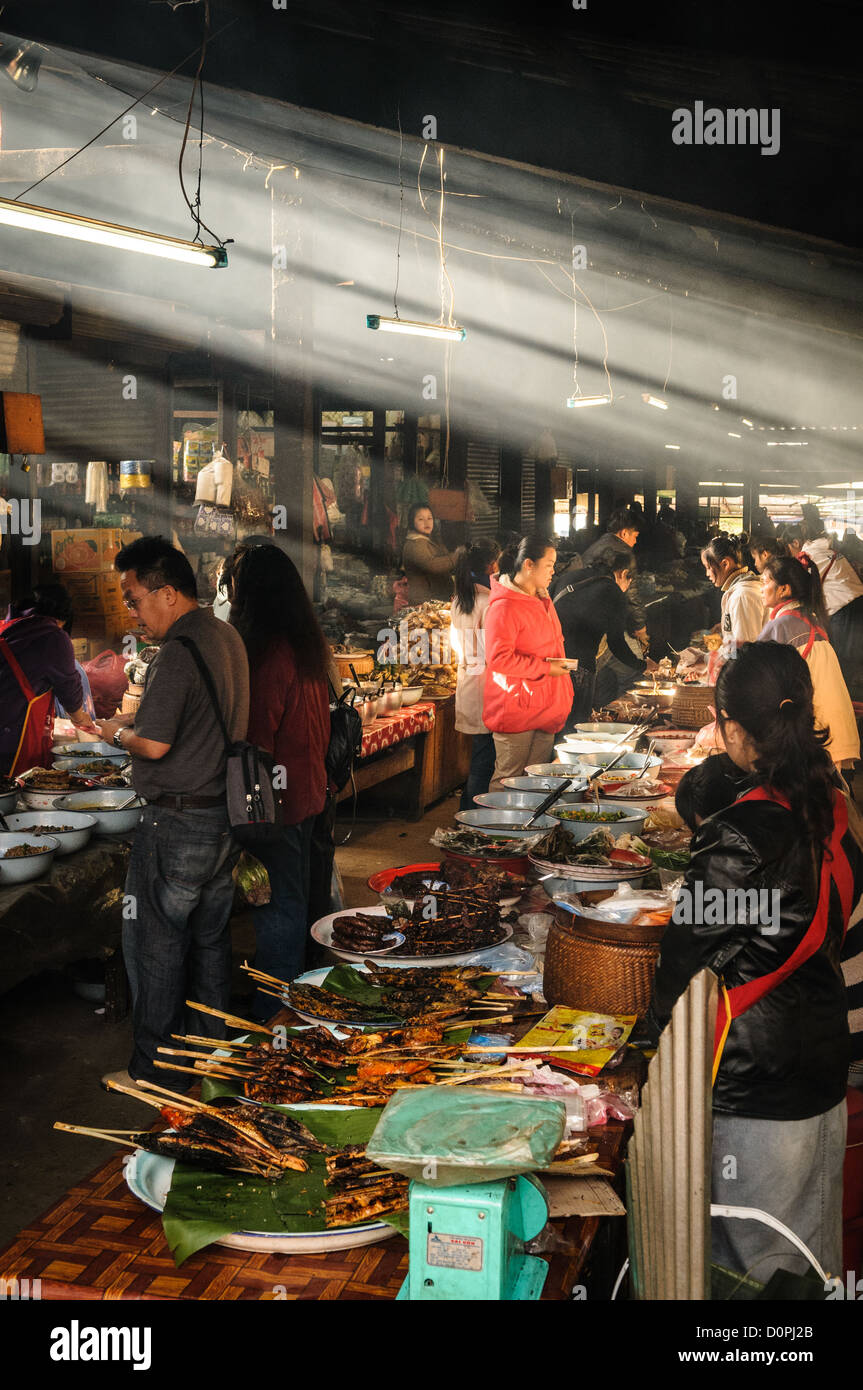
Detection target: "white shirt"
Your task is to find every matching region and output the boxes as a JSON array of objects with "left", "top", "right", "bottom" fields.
[{"left": 801, "top": 537, "right": 863, "bottom": 617}]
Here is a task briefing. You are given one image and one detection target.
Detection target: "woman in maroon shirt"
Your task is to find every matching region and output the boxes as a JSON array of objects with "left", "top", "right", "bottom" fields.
[{"left": 225, "top": 543, "right": 330, "bottom": 1017}]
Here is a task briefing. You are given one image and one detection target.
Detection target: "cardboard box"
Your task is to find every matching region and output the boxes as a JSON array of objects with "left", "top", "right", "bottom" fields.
[
  {"left": 51, "top": 528, "right": 140, "bottom": 574},
  {"left": 62, "top": 572, "right": 125, "bottom": 615}
]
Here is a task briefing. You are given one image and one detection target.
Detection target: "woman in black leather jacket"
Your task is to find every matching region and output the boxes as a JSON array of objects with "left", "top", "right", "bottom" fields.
[{"left": 648, "top": 641, "right": 863, "bottom": 1285}]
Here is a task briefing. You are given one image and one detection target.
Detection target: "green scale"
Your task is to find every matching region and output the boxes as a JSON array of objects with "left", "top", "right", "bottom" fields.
[{"left": 397, "top": 1174, "right": 550, "bottom": 1301}]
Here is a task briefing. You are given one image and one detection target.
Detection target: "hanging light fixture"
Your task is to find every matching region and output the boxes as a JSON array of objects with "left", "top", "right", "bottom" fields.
[
  {"left": 0, "top": 42, "right": 41, "bottom": 93},
  {"left": 0, "top": 196, "right": 228, "bottom": 267},
  {"left": 366, "top": 314, "right": 464, "bottom": 341},
  {"left": 367, "top": 140, "right": 465, "bottom": 345},
  {"left": 566, "top": 393, "right": 611, "bottom": 409}
]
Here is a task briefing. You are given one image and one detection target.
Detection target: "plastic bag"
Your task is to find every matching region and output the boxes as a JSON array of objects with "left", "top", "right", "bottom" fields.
[
  {"left": 366, "top": 1086, "right": 566, "bottom": 1187},
  {"left": 83, "top": 650, "right": 129, "bottom": 719}
]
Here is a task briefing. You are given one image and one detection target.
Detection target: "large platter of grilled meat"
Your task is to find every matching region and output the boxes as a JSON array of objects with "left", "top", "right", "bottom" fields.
[
  {"left": 313, "top": 898, "right": 512, "bottom": 965},
  {"left": 287, "top": 960, "right": 496, "bottom": 1028}
]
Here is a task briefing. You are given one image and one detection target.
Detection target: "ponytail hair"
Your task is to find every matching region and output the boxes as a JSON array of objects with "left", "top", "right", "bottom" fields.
[
  {"left": 764, "top": 554, "right": 830, "bottom": 631},
  {"left": 511, "top": 533, "right": 556, "bottom": 575},
  {"left": 452, "top": 538, "right": 501, "bottom": 615},
  {"left": 751, "top": 535, "right": 787, "bottom": 565},
  {"left": 702, "top": 533, "right": 746, "bottom": 575},
  {"left": 715, "top": 641, "right": 834, "bottom": 847}
]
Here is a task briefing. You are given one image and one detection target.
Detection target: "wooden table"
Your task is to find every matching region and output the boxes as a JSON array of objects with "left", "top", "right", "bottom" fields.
[
  {"left": 0, "top": 1127, "right": 627, "bottom": 1301},
  {"left": 337, "top": 696, "right": 471, "bottom": 819}
]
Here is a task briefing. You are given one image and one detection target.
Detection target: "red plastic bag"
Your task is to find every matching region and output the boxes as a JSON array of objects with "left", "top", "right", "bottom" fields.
[{"left": 83, "top": 650, "right": 129, "bottom": 718}]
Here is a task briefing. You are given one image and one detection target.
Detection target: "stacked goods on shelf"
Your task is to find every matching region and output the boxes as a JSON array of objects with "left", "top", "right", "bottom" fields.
[
  {"left": 51, "top": 527, "right": 141, "bottom": 651},
  {"left": 377, "top": 600, "right": 457, "bottom": 697}
]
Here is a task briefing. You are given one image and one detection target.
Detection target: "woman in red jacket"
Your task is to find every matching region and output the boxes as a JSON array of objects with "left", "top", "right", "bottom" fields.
[
  {"left": 226, "top": 543, "right": 330, "bottom": 1018},
  {"left": 482, "top": 535, "right": 573, "bottom": 788}
]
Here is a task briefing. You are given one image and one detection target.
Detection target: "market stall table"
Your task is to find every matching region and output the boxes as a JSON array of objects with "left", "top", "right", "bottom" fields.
[
  {"left": 0, "top": 1004, "right": 635, "bottom": 1301},
  {"left": 0, "top": 837, "right": 131, "bottom": 1017},
  {"left": 336, "top": 697, "right": 471, "bottom": 819},
  {"left": 0, "top": 1129, "right": 627, "bottom": 1301}
]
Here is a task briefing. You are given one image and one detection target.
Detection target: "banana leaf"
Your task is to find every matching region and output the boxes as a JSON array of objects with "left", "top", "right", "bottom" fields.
[{"left": 162, "top": 1105, "right": 389, "bottom": 1266}]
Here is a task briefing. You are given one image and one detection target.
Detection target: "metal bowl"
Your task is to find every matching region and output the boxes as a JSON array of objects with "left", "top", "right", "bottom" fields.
[
  {"left": 53, "top": 790, "right": 144, "bottom": 835},
  {"left": 52, "top": 741, "right": 122, "bottom": 759},
  {"left": 501, "top": 776, "right": 586, "bottom": 801},
  {"left": 575, "top": 728, "right": 636, "bottom": 739},
  {"left": 0, "top": 831, "right": 60, "bottom": 883},
  {"left": 525, "top": 761, "right": 600, "bottom": 780},
  {"left": 400, "top": 686, "right": 424, "bottom": 707},
  {"left": 549, "top": 801, "right": 649, "bottom": 840},
  {"left": 381, "top": 686, "right": 404, "bottom": 712},
  {"left": 581, "top": 752, "right": 662, "bottom": 777},
  {"left": 559, "top": 736, "right": 635, "bottom": 755},
  {"left": 3, "top": 810, "right": 97, "bottom": 856},
  {"left": 54, "top": 754, "right": 130, "bottom": 774},
  {"left": 0, "top": 788, "right": 17, "bottom": 815},
  {"left": 454, "top": 808, "right": 560, "bottom": 839}
]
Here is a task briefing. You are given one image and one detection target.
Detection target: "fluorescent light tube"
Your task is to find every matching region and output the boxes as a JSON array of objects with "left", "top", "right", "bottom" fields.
[
  {"left": 0, "top": 196, "right": 227, "bottom": 266},
  {"left": 566, "top": 393, "right": 611, "bottom": 408},
  {"left": 366, "top": 314, "right": 465, "bottom": 341},
  {"left": 641, "top": 393, "right": 668, "bottom": 409},
  {"left": 664, "top": 443, "right": 680, "bottom": 450}
]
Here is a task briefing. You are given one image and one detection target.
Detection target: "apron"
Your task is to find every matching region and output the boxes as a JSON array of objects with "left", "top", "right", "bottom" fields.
[
  {"left": 712, "top": 784, "right": 853, "bottom": 1081},
  {"left": 0, "top": 620, "right": 54, "bottom": 777},
  {"left": 769, "top": 600, "right": 826, "bottom": 659}
]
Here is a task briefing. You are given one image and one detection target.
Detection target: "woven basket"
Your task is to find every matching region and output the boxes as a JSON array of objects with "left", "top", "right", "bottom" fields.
[
  {"left": 671, "top": 683, "right": 716, "bottom": 729},
  {"left": 332, "top": 650, "right": 375, "bottom": 679},
  {"left": 544, "top": 907, "right": 666, "bottom": 1019}
]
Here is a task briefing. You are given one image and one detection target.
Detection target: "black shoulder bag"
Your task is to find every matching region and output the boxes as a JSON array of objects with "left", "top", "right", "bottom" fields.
[
  {"left": 175, "top": 635, "right": 282, "bottom": 847},
  {"left": 325, "top": 678, "right": 364, "bottom": 845}
]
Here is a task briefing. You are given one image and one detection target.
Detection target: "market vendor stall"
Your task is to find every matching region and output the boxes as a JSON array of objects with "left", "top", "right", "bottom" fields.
[
  {"left": 0, "top": 1000, "right": 633, "bottom": 1301},
  {"left": 0, "top": 837, "right": 131, "bottom": 1014},
  {"left": 336, "top": 697, "right": 471, "bottom": 819}
]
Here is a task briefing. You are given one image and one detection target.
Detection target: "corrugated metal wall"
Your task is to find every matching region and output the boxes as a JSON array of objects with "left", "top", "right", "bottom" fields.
[
  {"left": 521, "top": 456, "right": 536, "bottom": 531},
  {"left": 466, "top": 431, "right": 501, "bottom": 539},
  {"left": 31, "top": 339, "right": 167, "bottom": 470},
  {"left": 627, "top": 968, "right": 717, "bottom": 1300}
]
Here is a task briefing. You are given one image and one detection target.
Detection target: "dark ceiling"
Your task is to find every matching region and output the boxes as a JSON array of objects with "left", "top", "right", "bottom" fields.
[{"left": 4, "top": 0, "right": 863, "bottom": 245}]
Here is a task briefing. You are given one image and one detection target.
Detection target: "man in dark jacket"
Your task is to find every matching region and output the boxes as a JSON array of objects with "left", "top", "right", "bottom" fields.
[{"left": 581, "top": 508, "right": 648, "bottom": 645}]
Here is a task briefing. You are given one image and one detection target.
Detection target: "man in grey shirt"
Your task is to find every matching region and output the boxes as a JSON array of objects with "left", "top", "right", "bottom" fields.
[{"left": 96, "top": 536, "right": 249, "bottom": 1089}]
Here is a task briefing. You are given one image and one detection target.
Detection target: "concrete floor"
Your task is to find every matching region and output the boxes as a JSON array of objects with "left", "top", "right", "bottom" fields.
[{"left": 0, "top": 791, "right": 461, "bottom": 1252}]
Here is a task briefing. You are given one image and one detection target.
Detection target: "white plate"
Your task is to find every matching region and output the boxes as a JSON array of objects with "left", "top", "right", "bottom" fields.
[
  {"left": 312, "top": 904, "right": 514, "bottom": 967},
  {"left": 288, "top": 965, "right": 401, "bottom": 1029},
  {"left": 123, "top": 1148, "right": 393, "bottom": 1254},
  {"left": 310, "top": 907, "right": 406, "bottom": 962}
]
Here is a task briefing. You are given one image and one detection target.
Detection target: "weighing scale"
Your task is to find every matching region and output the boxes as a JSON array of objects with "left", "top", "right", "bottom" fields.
[{"left": 397, "top": 1173, "right": 549, "bottom": 1301}]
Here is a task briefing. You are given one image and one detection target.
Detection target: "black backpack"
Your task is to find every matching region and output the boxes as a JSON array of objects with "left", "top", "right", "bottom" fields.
[{"left": 325, "top": 680, "right": 363, "bottom": 793}]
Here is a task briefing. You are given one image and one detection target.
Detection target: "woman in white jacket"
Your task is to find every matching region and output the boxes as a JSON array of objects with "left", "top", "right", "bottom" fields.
[
  {"left": 801, "top": 516, "right": 863, "bottom": 701},
  {"left": 450, "top": 539, "right": 500, "bottom": 809},
  {"left": 701, "top": 535, "right": 765, "bottom": 668}
]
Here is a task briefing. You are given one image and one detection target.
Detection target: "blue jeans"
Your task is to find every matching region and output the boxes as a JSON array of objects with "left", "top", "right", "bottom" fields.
[
  {"left": 249, "top": 817, "right": 315, "bottom": 1019},
  {"left": 459, "top": 733, "right": 497, "bottom": 810},
  {"left": 711, "top": 1099, "right": 847, "bottom": 1285},
  {"left": 123, "top": 804, "right": 237, "bottom": 1085}
]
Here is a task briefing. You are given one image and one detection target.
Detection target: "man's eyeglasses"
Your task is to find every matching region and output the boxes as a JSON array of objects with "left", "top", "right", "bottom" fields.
[{"left": 123, "top": 585, "right": 167, "bottom": 613}]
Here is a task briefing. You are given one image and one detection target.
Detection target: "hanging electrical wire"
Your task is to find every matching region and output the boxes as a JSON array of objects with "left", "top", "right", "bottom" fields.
[
  {"left": 176, "top": 0, "right": 224, "bottom": 248},
  {"left": 13, "top": 16, "right": 238, "bottom": 204},
  {"left": 392, "top": 104, "right": 405, "bottom": 320}
]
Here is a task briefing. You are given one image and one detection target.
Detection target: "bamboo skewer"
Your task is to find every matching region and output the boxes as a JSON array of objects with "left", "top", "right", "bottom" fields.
[
  {"left": 241, "top": 961, "right": 288, "bottom": 986},
  {"left": 153, "top": 1059, "right": 250, "bottom": 1081},
  {"left": 157, "top": 1046, "right": 255, "bottom": 1068},
  {"left": 103, "top": 1078, "right": 202, "bottom": 1111},
  {"left": 464, "top": 1043, "right": 594, "bottom": 1053},
  {"left": 134, "top": 1078, "right": 209, "bottom": 1108},
  {"left": 185, "top": 1000, "right": 277, "bottom": 1036},
  {"left": 54, "top": 1124, "right": 141, "bottom": 1144},
  {"left": 172, "top": 1033, "right": 257, "bottom": 1050}
]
